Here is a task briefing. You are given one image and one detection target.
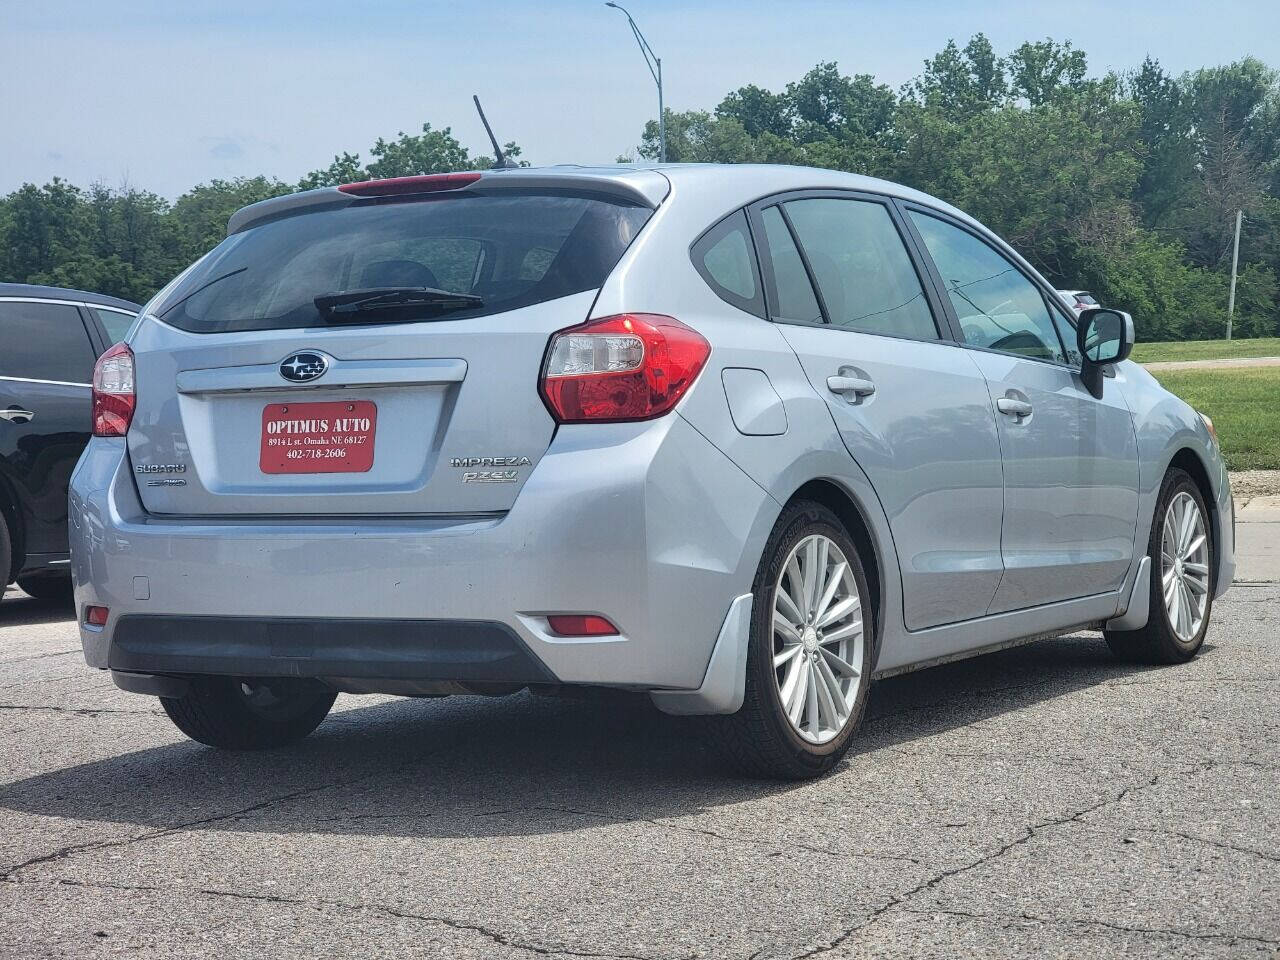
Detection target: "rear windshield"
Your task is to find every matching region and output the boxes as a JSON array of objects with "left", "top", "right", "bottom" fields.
[{"left": 152, "top": 191, "right": 653, "bottom": 333}]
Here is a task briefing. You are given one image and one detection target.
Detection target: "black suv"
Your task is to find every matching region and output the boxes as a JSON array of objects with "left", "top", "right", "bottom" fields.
[{"left": 0, "top": 283, "right": 139, "bottom": 604}]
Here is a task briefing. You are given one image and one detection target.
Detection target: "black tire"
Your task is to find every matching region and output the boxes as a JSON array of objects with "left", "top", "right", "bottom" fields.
[
  {"left": 1105, "top": 468, "right": 1214, "bottom": 664},
  {"left": 161, "top": 676, "right": 337, "bottom": 750},
  {"left": 17, "top": 574, "right": 74, "bottom": 604},
  {"left": 711, "top": 500, "right": 874, "bottom": 780},
  {"left": 0, "top": 509, "right": 11, "bottom": 605}
]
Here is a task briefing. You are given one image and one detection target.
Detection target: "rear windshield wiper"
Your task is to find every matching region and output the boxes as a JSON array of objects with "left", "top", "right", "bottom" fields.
[{"left": 314, "top": 287, "right": 483, "bottom": 321}]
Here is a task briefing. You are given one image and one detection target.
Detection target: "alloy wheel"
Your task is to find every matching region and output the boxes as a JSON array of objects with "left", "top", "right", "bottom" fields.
[
  {"left": 771, "top": 534, "right": 865, "bottom": 745},
  {"left": 1161, "top": 491, "right": 1210, "bottom": 643}
]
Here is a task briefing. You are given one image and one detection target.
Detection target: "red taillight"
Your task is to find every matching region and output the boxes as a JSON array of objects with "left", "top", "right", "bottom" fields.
[
  {"left": 547, "top": 615, "right": 619, "bottom": 637},
  {"left": 337, "top": 173, "right": 482, "bottom": 197},
  {"left": 92, "top": 342, "right": 135, "bottom": 438},
  {"left": 539, "top": 314, "right": 710, "bottom": 423},
  {"left": 85, "top": 605, "right": 109, "bottom": 626}
]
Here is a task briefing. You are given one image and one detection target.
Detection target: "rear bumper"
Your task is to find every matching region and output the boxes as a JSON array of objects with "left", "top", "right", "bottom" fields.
[
  {"left": 70, "top": 415, "right": 775, "bottom": 695},
  {"left": 109, "top": 614, "right": 554, "bottom": 685}
]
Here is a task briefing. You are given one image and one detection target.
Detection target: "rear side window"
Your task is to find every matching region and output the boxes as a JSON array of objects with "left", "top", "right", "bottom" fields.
[
  {"left": 690, "top": 210, "right": 764, "bottom": 318},
  {"left": 0, "top": 301, "right": 97, "bottom": 382},
  {"left": 92, "top": 306, "right": 136, "bottom": 343},
  {"left": 152, "top": 191, "right": 653, "bottom": 334},
  {"left": 781, "top": 198, "right": 938, "bottom": 340},
  {"left": 760, "top": 206, "right": 822, "bottom": 324}
]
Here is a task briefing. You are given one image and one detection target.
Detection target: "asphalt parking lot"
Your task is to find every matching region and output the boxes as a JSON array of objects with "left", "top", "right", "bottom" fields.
[{"left": 1, "top": 584, "right": 1277, "bottom": 959}]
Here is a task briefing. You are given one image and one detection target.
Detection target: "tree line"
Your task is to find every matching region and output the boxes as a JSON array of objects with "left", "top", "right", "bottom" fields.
[{"left": 1, "top": 35, "right": 1277, "bottom": 341}]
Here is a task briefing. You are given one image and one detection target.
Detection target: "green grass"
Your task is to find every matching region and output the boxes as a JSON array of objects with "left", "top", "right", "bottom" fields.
[
  {"left": 1131, "top": 337, "right": 1280, "bottom": 363},
  {"left": 1151, "top": 367, "right": 1280, "bottom": 470}
]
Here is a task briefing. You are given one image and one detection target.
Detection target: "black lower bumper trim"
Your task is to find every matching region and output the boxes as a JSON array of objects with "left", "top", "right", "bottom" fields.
[
  {"left": 108, "top": 615, "right": 555, "bottom": 684},
  {"left": 111, "top": 670, "right": 191, "bottom": 698}
]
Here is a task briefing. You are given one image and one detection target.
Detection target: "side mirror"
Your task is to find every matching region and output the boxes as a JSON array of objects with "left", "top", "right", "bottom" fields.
[{"left": 1076, "top": 307, "right": 1134, "bottom": 398}]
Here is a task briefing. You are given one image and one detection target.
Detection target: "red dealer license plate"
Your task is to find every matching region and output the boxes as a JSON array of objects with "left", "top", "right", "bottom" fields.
[{"left": 260, "top": 401, "right": 377, "bottom": 474}]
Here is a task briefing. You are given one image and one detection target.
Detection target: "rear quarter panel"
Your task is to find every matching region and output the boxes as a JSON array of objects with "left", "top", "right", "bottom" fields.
[{"left": 591, "top": 175, "right": 907, "bottom": 663}]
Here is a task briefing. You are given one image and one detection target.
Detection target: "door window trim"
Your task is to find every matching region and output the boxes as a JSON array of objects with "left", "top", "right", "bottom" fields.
[
  {"left": 0, "top": 375, "right": 92, "bottom": 389},
  {"left": 745, "top": 188, "right": 953, "bottom": 346},
  {"left": 894, "top": 201, "right": 1075, "bottom": 369}
]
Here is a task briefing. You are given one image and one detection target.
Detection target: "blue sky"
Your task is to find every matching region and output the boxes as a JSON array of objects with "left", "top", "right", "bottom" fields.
[{"left": 3, "top": 0, "right": 1278, "bottom": 198}]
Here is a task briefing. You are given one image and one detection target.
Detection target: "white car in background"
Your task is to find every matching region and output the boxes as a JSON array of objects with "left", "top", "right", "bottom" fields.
[{"left": 1058, "top": 290, "right": 1101, "bottom": 315}]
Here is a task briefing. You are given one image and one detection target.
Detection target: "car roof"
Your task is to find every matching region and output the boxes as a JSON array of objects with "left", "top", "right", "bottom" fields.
[
  {"left": 0, "top": 282, "right": 140, "bottom": 312},
  {"left": 227, "top": 163, "right": 980, "bottom": 236}
]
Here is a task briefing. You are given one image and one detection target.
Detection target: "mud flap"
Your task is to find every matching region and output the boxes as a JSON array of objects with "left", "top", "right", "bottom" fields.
[{"left": 650, "top": 593, "right": 752, "bottom": 716}]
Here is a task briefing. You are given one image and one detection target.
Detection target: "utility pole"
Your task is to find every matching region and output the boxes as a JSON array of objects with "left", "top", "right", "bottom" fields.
[
  {"left": 1226, "top": 209, "right": 1242, "bottom": 340},
  {"left": 605, "top": 2, "right": 666, "bottom": 163}
]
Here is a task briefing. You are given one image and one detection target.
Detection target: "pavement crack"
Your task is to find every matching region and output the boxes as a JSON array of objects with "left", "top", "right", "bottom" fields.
[
  {"left": 0, "top": 703, "right": 161, "bottom": 717},
  {"left": 901, "top": 906, "right": 1280, "bottom": 948},
  {"left": 787, "top": 770, "right": 1174, "bottom": 959},
  {"left": 1136, "top": 827, "right": 1280, "bottom": 864},
  {"left": 878, "top": 746, "right": 1100, "bottom": 772},
  {"left": 1108, "top": 675, "right": 1280, "bottom": 687},
  {"left": 483, "top": 804, "right": 920, "bottom": 865},
  {"left": 0, "top": 649, "right": 79, "bottom": 665},
  {"left": 0, "top": 773, "right": 380, "bottom": 880},
  {"left": 10, "top": 877, "right": 683, "bottom": 960}
]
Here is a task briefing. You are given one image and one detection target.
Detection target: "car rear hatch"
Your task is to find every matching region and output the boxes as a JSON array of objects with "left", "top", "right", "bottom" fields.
[{"left": 125, "top": 173, "right": 660, "bottom": 516}]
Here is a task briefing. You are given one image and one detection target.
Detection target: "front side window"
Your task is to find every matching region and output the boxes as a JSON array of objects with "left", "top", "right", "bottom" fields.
[
  {"left": 909, "top": 211, "right": 1066, "bottom": 364},
  {"left": 0, "top": 301, "right": 97, "bottom": 382},
  {"left": 690, "top": 209, "right": 763, "bottom": 317},
  {"left": 781, "top": 198, "right": 938, "bottom": 340},
  {"left": 151, "top": 191, "right": 653, "bottom": 334}
]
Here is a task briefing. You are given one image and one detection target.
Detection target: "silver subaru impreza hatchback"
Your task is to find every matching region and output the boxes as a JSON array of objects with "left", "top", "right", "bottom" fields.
[{"left": 70, "top": 164, "right": 1233, "bottom": 778}]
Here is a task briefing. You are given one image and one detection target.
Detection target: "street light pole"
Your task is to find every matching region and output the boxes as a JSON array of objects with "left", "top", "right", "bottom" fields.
[
  {"left": 1226, "top": 209, "right": 1242, "bottom": 341},
  {"left": 605, "top": 2, "right": 666, "bottom": 162}
]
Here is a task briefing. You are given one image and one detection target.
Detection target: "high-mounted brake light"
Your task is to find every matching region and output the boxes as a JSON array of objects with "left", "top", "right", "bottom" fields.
[
  {"left": 337, "top": 173, "right": 483, "bottom": 197},
  {"left": 92, "top": 342, "right": 135, "bottom": 437},
  {"left": 539, "top": 314, "right": 710, "bottom": 423}
]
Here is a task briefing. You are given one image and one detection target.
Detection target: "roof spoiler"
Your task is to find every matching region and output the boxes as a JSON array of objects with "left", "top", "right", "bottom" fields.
[{"left": 226, "top": 169, "right": 670, "bottom": 237}]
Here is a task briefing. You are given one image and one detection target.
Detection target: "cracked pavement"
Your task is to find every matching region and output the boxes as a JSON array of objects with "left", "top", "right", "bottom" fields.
[{"left": 0, "top": 584, "right": 1276, "bottom": 958}]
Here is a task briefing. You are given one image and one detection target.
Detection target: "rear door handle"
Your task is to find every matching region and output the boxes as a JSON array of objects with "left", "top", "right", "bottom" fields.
[
  {"left": 0, "top": 408, "right": 34, "bottom": 423},
  {"left": 996, "top": 397, "right": 1033, "bottom": 419},
  {"left": 827, "top": 375, "right": 876, "bottom": 399}
]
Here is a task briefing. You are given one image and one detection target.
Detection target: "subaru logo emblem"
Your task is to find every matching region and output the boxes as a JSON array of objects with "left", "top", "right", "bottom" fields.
[{"left": 279, "top": 351, "right": 328, "bottom": 383}]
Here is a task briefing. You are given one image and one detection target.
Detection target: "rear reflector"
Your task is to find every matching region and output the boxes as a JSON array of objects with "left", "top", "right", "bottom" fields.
[
  {"left": 85, "top": 606, "right": 109, "bottom": 626},
  {"left": 92, "top": 342, "right": 135, "bottom": 438},
  {"left": 546, "top": 615, "right": 619, "bottom": 637},
  {"left": 540, "top": 314, "right": 710, "bottom": 423},
  {"left": 337, "top": 173, "right": 483, "bottom": 197}
]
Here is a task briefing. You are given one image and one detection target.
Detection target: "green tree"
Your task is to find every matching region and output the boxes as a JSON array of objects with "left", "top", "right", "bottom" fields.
[
  {"left": 297, "top": 151, "right": 364, "bottom": 190},
  {"left": 169, "top": 176, "right": 293, "bottom": 264},
  {"left": 363, "top": 123, "right": 473, "bottom": 179},
  {"left": 1005, "top": 39, "right": 1089, "bottom": 106},
  {"left": 1177, "top": 59, "right": 1280, "bottom": 266},
  {"left": 904, "top": 34, "right": 1006, "bottom": 117},
  {"left": 715, "top": 84, "right": 791, "bottom": 138},
  {"left": 0, "top": 179, "right": 95, "bottom": 282},
  {"left": 1127, "top": 58, "right": 1196, "bottom": 227}
]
